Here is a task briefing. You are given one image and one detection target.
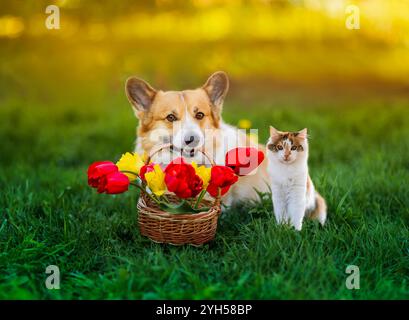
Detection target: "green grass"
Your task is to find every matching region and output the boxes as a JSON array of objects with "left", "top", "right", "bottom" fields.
[{"left": 0, "top": 93, "right": 408, "bottom": 299}]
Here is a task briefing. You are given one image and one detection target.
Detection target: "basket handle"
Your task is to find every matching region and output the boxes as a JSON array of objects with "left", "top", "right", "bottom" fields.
[
  {"left": 145, "top": 143, "right": 221, "bottom": 207},
  {"left": 145, "top": 143, "right": 216, "bottom": 166}
]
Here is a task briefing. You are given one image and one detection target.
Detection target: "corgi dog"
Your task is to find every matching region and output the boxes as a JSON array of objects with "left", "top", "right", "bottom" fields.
[{"left": 125, "top": 71, "right": 269, "bottom": 206}]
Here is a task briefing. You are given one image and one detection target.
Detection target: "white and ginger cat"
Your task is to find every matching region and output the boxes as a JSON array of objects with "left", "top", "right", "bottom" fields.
[{"left": 266, "top": 126, "right": 327, "bottom": 231}]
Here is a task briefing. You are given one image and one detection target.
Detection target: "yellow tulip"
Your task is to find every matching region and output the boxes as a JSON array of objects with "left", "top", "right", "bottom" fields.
[
  {"left": 192, "top": 162, "right": 211, "bottom": 188},
  {"left": 145, "top": 164, "right": 166, "bottom": 196},
  {"left": 238, "top": 119, "right": 252, "bottom": 130},
  {"left": 116, "top": 152, "right": 144, "bottom": 180}
]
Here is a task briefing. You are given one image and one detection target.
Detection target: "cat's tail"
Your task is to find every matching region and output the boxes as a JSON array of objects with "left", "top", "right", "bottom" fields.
[{"left": 310, "top": 191, "right": 327, "bottom": 225}]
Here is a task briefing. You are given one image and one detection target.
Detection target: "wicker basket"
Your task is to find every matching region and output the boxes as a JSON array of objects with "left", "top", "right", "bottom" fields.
[{"left": 137, "top": 144, "right": 221, "bottom": 246}]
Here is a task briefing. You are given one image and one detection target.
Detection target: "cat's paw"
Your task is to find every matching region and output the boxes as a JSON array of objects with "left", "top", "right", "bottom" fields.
[{"left": 291, "top": 219, "right": 303, "bottom": 231}]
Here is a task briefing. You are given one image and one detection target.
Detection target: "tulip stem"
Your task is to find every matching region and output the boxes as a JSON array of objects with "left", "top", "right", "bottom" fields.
[
  {"left": 194, "top": 190, "right": 207, "bottom": 209},
  {"left": 150, "top": 192, "right": 162, "bottom": 204},
  {"left": 120, "top": 170, "right": 139, "bottom": 178},
  {"left": 130, "top": 182, "right": 142, "bottom": 189},
  {"left": 146, "top": 192, "right": 161, "bottom": 206},
  {"left": 162, "top": 195, "right": 171, "bottom": 204},
  {"left": 130, "top": 182, "right": 162, "bottom": 206}
]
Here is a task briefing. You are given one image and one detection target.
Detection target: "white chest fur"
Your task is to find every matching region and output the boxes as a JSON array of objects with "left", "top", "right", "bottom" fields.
[{"left": 267, "top": 154, "right": 310, "bottom": 230}]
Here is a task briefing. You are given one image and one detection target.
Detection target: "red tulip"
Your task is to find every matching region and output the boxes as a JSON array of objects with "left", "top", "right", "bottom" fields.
[
  {"left": 97, "top": 171, "right": 130, "bottom": 194},
  {"left": 207, "top": 165, "right": 238, "bottom": 197},
  {"left": 225, "top": 147, "right": 264, "bottom": 176},
  {"left": 164, "top": 157, "right": 203, "bottom": 198},
  {"left": 189, "top": 175, "right": 204, "bottom": 197},
  {"left": 88, "top": 161, "right": 118, "bottom": 188},
  {"left": 207, "top": 183, "right": 231, "bottom": 197},
  {"left": 139, "top": 163, "right": 155, "bottom": 181}
]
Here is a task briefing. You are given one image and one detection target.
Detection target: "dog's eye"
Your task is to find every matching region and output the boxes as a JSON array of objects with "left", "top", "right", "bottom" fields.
[
  {"left": 291, "top": 146, "right": 297, "bottom": 151},
  {"left": 277, "top": 145, "right": 283, "bottom": 150},
  {"left": 166, "top": 114, "right": 177, "bottom": 122},
  {"left": 195, "top": 112, "right": 204, "bottom": 120}
]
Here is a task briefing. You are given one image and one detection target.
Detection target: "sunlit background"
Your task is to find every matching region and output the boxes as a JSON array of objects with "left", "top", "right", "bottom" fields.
[
  {"left": 2, "top": 0, "right": 409, "bottom": 164},
  {"left": 1, "top": 0, "right": 409, "bottom": 105}
]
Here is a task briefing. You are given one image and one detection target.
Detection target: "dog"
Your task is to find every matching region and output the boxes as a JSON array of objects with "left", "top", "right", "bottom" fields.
[{"left": 125, "top": 71, "right": 269, "bottom": 206}]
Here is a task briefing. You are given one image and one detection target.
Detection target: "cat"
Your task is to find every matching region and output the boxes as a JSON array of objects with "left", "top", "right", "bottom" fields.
[{"left": 266, "top": 126, "right": 327, "bottom": 231}]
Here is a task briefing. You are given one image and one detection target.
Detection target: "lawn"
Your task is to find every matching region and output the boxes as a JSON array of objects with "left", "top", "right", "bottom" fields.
[{"left": 0, "top": 87, "right": 408, "bottom": 299}]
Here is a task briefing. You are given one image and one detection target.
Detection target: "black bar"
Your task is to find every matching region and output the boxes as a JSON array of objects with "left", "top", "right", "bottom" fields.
[{"left": 0, "top": 300, "right": 406, "bottom": 318}]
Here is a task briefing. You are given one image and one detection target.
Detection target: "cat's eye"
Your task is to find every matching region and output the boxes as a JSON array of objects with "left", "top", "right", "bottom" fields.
[
  {"left": 195, "top": 112, "right": 204, "bottom": 120},
  {"left": 166, "top": 114, "right": 177, "bottom": 122},
  {"left": 277, "top": 145, "right": 283, "bottom": 150},
  {"left": 291, "top": 146, "right": 297, "bottom": 151}
]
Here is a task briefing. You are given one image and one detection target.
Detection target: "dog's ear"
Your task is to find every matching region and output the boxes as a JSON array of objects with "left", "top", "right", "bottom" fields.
[
  {"left": 125, "top": 77, "right": 157, "bottom": 112},
  {"left": 202, "top": 71, "right": 229, "bottom": 110}
]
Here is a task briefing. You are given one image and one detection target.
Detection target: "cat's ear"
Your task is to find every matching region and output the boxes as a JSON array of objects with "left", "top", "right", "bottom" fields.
[
  {"left": 270, "top": 126, "right": 281, "bottom": 138},
  {"left": 297, "top": 128, "right": 308, "bottom": 139}
]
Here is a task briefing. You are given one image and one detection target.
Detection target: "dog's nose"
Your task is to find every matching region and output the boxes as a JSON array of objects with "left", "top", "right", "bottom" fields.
[
  {"left": 184, "top": 132, "right": 200, "bottom": 147},
  {"left": 185, "top": 136, "right": 194, "bottom": 145}
]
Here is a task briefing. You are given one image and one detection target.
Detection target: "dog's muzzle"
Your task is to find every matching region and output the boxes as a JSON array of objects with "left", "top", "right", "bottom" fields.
[{"left": 170, "top": 145, "right": 197, "bottom": 158}]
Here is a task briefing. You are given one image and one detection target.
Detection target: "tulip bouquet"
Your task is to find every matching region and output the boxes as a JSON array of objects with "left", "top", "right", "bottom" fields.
[{"left": 87, "top": 146, "right": 264, "bottom": 214}]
